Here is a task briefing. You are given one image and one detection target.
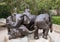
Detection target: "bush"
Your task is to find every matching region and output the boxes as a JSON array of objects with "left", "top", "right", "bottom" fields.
[
  {"left": 0, "top": 5, "right": 11, "bottom": 18},
  {"left": 52, "top": 16, "right": 60, "bottom": 25}
]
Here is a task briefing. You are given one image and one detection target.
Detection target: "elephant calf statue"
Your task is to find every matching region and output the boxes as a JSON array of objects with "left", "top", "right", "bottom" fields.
[
  {"left": 22, "top": 12, "right": 52, "bottom": 39},
  {"left": 23, "top": 8, "right": 52, "bottom": 39},
  {"left": 9, "top": 25, "right": 36, "bottom": 39},
  {"left": 34, "top": 14, "right": 52, "bottom": 39}
]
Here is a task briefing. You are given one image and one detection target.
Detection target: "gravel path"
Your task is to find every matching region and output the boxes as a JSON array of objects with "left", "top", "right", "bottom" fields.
[{"left": 0, "top": 24, "right": 60, "bottom": 42}]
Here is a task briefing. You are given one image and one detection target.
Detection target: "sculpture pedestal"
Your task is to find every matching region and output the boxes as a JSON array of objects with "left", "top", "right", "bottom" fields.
[
  {"left": 28, "top": 30, "right": 50, "bottom": 42},
  {"left": 9, "top": 36, "right": 28, "bottom": 42},
  {"left": 49, "top": 31, "right": 60, "bottom": 42}
]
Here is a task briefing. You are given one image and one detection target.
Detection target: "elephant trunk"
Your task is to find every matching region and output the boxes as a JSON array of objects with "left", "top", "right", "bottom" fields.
[{"left": 26, "top": 27, "right": 37, "bottom": 34}]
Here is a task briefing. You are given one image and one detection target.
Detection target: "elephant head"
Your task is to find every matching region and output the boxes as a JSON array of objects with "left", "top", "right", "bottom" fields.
[{"left": 6, "top": 14, "right": 23, "bottom": 28}]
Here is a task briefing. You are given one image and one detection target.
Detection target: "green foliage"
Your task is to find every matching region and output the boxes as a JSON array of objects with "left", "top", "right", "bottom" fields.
[
  {"left": 3, "top": 0, "right": 60, "bottom": 13},
  {"left": 0, "top": 5, "right": 11, "bottom": 18},
  {"left": 0, "top": 0, "right": 60, "bottom": 18},
  {"left": 52, "top": 16, "right": 60, "bottom": 25}
]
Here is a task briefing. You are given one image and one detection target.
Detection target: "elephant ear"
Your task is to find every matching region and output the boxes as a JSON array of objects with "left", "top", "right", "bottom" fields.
[
  {"left": 23, "top": 16, "right": 30, "bottom": 24},
  {"left": 20, "top": 14, "right": 30, "bottom": 24}
]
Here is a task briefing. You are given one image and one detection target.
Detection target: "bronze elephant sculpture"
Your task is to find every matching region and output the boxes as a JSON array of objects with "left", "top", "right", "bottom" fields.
[
  {"left": 22, "top": 12, "right": 52, "bottom": 39},
  {"left": 6, "top": 13, "right": 52, "bottom": 39},
  {"left": 22, "top": 13, "right": 52, "bottom": 39}
]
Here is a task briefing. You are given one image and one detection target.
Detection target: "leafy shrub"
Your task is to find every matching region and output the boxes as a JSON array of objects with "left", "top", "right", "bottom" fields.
[
  {"left": 0, "top": 5, "right": 11, "bottom": 18},
  {"left": 52, "top": 16, "right": 60, "bottom": 25}
]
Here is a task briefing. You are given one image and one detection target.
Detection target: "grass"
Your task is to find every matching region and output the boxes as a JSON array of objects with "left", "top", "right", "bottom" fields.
[{"left": 52, "top": 16, "right": 60, "bottom": 25}]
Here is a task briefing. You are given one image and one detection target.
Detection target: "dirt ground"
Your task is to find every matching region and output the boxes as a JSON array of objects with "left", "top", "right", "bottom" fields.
[{"left": 0, "top": 24, "right": 60, "bottom": 42}]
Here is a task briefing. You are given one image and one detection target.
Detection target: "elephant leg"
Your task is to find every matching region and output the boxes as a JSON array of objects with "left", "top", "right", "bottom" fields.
[
  {"left": 34, "top": 28, "right": 39, "bottom": 39},
  {"left": 43, "top": 29, "right": 49, "bottom": 39},
  {"left": 8, "top": 27, "right": 11, "bottom": 35},
  {"left": 43, "top": 29, "right": 45, "bottom": 38},
  {"left": 6, "top": 24, "right": 11, "bottom": 35},
  {"left": 50, "top": 23, "right": 53, "bottom": 32},
  {"left": 43, "top": 29, "right": 45, "bottom": 34}
]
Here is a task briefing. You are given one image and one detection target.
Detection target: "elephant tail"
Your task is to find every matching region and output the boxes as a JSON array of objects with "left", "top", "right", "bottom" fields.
[
  {"left": 49, "top": 23, "right": 53, "bottom": 32},
  {"left": 48, "top": 13, "right": 53, "bottom": 32}
]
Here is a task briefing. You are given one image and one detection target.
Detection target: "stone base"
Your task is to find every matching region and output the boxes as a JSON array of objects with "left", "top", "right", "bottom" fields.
[
  {"left": 49, "top": 31, "right": 60, "bottom": 42},
  {"left": 0, "top": 18, "right": 6, "bottom": 27},
  {"left": 9, "top": 36, "right": 28, "bottom": 42},
  {"left": 0, "top": 24, "right": 60, "bottom": 42}
]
